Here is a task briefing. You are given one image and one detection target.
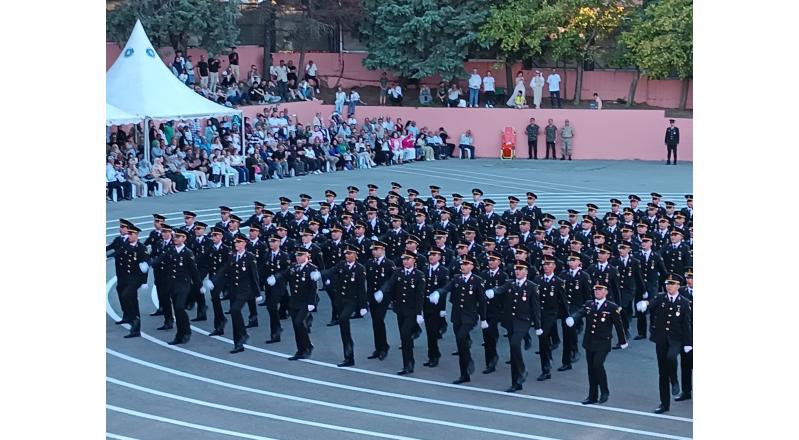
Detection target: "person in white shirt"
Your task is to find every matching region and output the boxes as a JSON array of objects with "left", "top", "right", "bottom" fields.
[
  {"left": 347, "top": 88, "right": 364, "bottom": 116},
  {"left": 304, "top": 60, "right": 319, "bottom": 92},
  {"left": 467, "top": 68, "right": 482, "bottom": 108},
  {"left": 388, "top": 83, "right": 403, "bottom": 106},
  {"left": 530, "top": 71, "right": 545, "bottom": 109},
  {"left": 546, "top": 69, "right": 562, "bottom": 108},
  {"left": 593, "top": 92, "right": 603, "bottom": 110},
  {"left": 273, "top": 60, "right": 289, "bottom": 100},
  {"left": 482, "top": 71, "right": 496, "bottom": 108}
]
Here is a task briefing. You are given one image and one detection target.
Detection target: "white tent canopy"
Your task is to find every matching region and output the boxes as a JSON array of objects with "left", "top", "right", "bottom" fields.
[
  {"left": 106, "top": 20, "right": 240, "bottom": 120},
  {"left": 106, "top": 103, "right": 142, "bottom": 126}
]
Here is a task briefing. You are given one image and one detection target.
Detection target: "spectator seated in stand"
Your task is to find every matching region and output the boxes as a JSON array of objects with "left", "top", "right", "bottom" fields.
[{"left": 419, "top": 84, "right": 433, "bottom": 106}]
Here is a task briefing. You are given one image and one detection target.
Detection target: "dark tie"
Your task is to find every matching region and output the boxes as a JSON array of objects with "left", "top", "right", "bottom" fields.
[{"left": 236, "top": 255, "right": 241, "bottom": 262}]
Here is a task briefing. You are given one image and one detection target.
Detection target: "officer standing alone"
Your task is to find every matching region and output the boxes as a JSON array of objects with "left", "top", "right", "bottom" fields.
[{"left": 664, "top": 119, "right": 680, "bottom": 165}]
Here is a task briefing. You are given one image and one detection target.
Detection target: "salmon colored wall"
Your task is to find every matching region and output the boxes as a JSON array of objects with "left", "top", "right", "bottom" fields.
[
  {"left": 240, "top": 101, "right": 693, "bottom": 161},
  {"left": 107, "top": 44, "right": 693, "bottom": 109}
]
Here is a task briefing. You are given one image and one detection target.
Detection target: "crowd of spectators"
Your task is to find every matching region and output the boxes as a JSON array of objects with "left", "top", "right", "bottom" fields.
[{"left": 106, "top": 106, "right": 477, "bottom": 202}]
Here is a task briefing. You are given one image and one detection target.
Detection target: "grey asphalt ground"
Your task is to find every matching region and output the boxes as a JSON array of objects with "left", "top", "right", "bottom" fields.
[{"left": 106, "top": 159, "right": 693, "bottom": 440}]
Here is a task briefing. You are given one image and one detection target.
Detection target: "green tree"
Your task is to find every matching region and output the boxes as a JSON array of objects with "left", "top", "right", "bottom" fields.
[
  {"left": 618, "top": 0, "right": 692, "bottom": 109},
  {"left": 360, "top": 0, "right": 490, "bottom": 82},
  {"left": 106, "top": 0, "right": 242, "bottom": 56}
]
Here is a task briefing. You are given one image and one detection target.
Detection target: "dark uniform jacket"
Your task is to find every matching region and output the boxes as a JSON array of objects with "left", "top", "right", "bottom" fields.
[
  {"left": 660, "top": 242, "right": 692, "bottom": 275},
  {"left": 165, "top": 245, "right": 201, "bottom": 291},
  {"left": 384, "top": 228, "right": 409, "bottom": 260},
  {"left": 366, "top": 256, "right": 395, "bottom": 298},
  {"left": 665, "top": 126, "right": 680, "bottom": 146},
  {"left": 440, "top": 273, "right": 487, "bottom": 325},
  {"left": 213, "top": 251, "right": 259, "bottom": 300},
  {"left": 115, "top": 240, "right": 149, "bottom": 287},
  {"left": 635, "top": 249, "right": 668, "bottom": 297},
  {"left": 380, "top": 267, "right": 426, "bottom": 316},
  {"left": 571, "top": 299, "right": 627, "bottom": 352},
  {"left": 207, "top": 242, "right": 230, "bottom": 285},
  {"left": 494, "top": 278, "right": 542, "bottom": 328},
  {"left": 648, "top": 294, "right": 692, "bottom": 346},
  {"left": 612, "top": 256, "right": 645, "bottom": 304},
  {"left": 327, "top": 261, "right": 368, "bottom": 309},
  {"left": 534, "top": 274, "right": 569, "bottom": 320},
  {"left": 347, "top": 236, "right": 374, "bottom": 264},
  {"left": 586, "top": 263, "right": 622, "bottom": 304},
  {"left": 287, "top": 262, "right": 319, "bottom": 309},
  {"left": 423, "top": 263, "right": 450, "bottom": 315},
  {"left": 188, "top": 235, "right": 213, "bottom": 278},
  {"left": 559, "top": 268, "right": 593, "bottom": 314},
  {"left": 479, "top": 268, "right": 508, "bottom": 320}
]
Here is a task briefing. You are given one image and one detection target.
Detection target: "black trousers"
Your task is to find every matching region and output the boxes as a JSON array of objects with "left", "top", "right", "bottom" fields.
[
  {"left": 586, "top": 348, "right": 611, "bottom": 399},
  {"left": 117, "top": 279, "right": 140, "bottom": 323},
  {"left": 423, "top": 309, "right": 442, "bottom": 360},
  {"left": 107, "top": 180, "right": 132, "bottom": 200},
  {"left": 459, "top": 145, "right": 476, "bottom": 159},
  {"left": 538, "top": 316, "right": 558, "bottom": 373},
  {"left": 188, "top": 282, "right": 207, "bottom": 314},
  {"left": 485, "top": 91, "right": 495, "bottom": 106},
  {"left": 561, "top": 318, "right": 579, "bottom": 366},
  {"left": 636, "top": 306, "right": 648, "bottom": 337},
  {"left": 656, "top": 341, "right": 680, "bottom": 408},
  {"left": 291, "top": 307, "right": 312, "bottom": 355},
  {"left": 619, "top": 298, "right": 632, "bottom": 335},
  {"left": 453, "top": 320, "right": 475, "bottom": 377},
  {"left": 679, "top": 349, "right": 692, "bottom": 395},
  {"left": 545, "top": 142, "right": 556, "bottom": 159},
  {"left": 666, "top": 144, "right": 678, "bottom": 163},
  {"left": 369, "top": 300, "right": 391, "bottom": 353},
  {"left": 397, "top": 312, "right": 417, "bottom": 368},
  {"left": 527, "top": 139, "right": 538, "bottom": 159},
  {"left": 338, "top": 301, "right": 358, "bottom": 361},
  {"left": 154, "top": 273, "right": 174, "bottom": 323},
  {"left": 482, "top": 316, "right": 500, "bottom": 365},
  {"left": 247, "top": 297, "right": 258, "bottom": 321},
  {"left": 210, "top": 285, "right": 226, "bottom": 330},
  {"left": 229, "top": 296, "right": 249, "bottom": 345},
  {"left": 508, "top": 319, "right": 530, "bottom": 385},
  {"left": 171, "top": 284, "right": 191, "bottom": 338},
  {"left": 445, "top": 143, "right": 456, "bottom": 158},
  {"left": 327, "top": 289, "right": 340, "bottom": 322},
  {"left": 549, "top": 90, "right": 562, "bottom": 108},
  {"left": 266, "top": 284, "right": 285, "bottom": 338}
]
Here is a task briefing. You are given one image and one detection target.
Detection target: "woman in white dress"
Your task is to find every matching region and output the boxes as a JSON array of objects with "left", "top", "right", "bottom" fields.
[
  {"left": 530, "top": 70, "right": 545, "bottom": 109},
  {"left": 506, "top": 71, "right": 527, "bottom": 107}
]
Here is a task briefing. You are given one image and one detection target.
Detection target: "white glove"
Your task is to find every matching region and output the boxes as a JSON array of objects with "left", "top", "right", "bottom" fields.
[
  {"left": 428, "top": 290, "right": 440, "bottom": 304},
  {"left": 480, "top": 320, "right": 489, "bottom": 329},
  {"left": 139, "top": 262, "right": 149, "bottom": 273},
  {"left": 310, "top": 270, "right": 321, "bottom": 281},
  {"left": 683, "top": 346, "right": 692, "bottom": 353},
  {"left": 267, "top": 275, "right": 276, "bottom": 286},
  {"left": 325, "top": 278, "right": 331, "bottom": 285},
  {"left": 636, "top": 300, "right": 648, "bottom": 313},
  {"left": 374, "top": 290, "right": 384, "bottom": 303},
  {"left": 416, "top": 315, "right": 425, "bottom": 325},
  {"left": 200, "top": 286, "right": 207, "bottom": 294},
  {"left": 642, "top": 291, "right": 649, "bottom": 300},
  {"left": 620, "top": 343, "right": 629, "bottom": 349},
  {"left": 307, "top": 304, "right": 315, "bottom": 312},
  {"left": 322, "top": 228, "right": 330, "bottom": 234},
  {"left": 256, "top": 295, "right": 265, "bottom": 304},
  {"left": 439, "top": 310, "right": 447, "bottom": 318},
  {"left": 565, "top": 317, "right": 575, "bottom": 327},
  {"left": 360, "top": 308, "right": 368, "bottom": 316},
  {"left": 138, "top": 283, "right": 148, "bottom": 292},
  {"left": 205, "top": 279, "right": 215, "bottom": 291},
  {"left": 371, "top": 235, "right": 378, "bottom": 241},
  {"left": 485, "top": 289, "right": 495, "bottom": 299},
  {"left": 535, "top": 328, "right": 544, "bottom": 336}
]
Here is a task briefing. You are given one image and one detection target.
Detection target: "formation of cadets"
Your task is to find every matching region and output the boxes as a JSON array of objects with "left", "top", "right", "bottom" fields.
[{"left": 108, "top": 184, "right": 693, "bottom": 413}]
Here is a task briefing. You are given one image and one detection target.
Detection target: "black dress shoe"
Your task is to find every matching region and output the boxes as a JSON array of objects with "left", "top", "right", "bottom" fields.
[
  {"left": 305, "top": 345, "right": 314, "bottom": 357},
  {"left": 246, "top": 318, "right": 259, "bottom": 328},
  {"left": 368, "top": 351, "right": 380, "bottom": 359},
  {"left": 288, "top": 353, "right": 303, "bottom": 361},
  {"left": 675, "top": 392, "right": 692, "bottom": 401},
  {"left": 536, "top": 372, "right": 551, "bottom": 381},
  {"left": 326, "top": 319, "right": 339, "bottom": 327},
  {"left": 482, "top": 365, "right": 496, "bottom": 374},
  {"left": 598, "top": 393, "right": 609, "bottom": 403},
  {"left": 186, "top": 302, "right": 195, "bottom": 311},
  {"left": 453, "top": 376, "right": 471, "bottom": 384},
  {"left": 265, "top": 337, "right": 281, "bottom": 344},
  {"left": 557, "top": 364, "right": 572, "bottom": 371},
  {"left": 378, "top": 351, "right": 388, "bottom": 361},
  {"left": 338, "top": 359, "right": 355, "bottom": 367},
  {"left": 654, "top": 405, "right": 669, "bottom": 414},
  {"left": 424, "top": 358, "right": 439, "bottom": 367},
  {"left": 551, "top": 342, "right": 560, "bottom": 351},
  {"left": 157, "top": 323, "right": 174, "bottom": 331},
  {"left": 505, "top": 360, "right": 512, "bottom": 364},
  {"left": 506, "top": 384, "right": 522, "bottom": 393},
  {"left": 168, "top": 337, "right": 185, "bottom": 345},
  {"left": 633, "top": 335, "right": 646, "bottom": 340},
  {"left": 150, "top": 309, "right": 164, "bottom": 316},
  {"left": 123, "top": 332, "right": 141, "bottom": 338},
  {"left": 581, "top": 397, "right": 598, "bottom": 405},
  {"left": 230, "top": 345, "right": 245, "bottom": 354},
  {"left": 571, "top": 352, "right": 580, "bottom": 363},
  {"left": 397, "top": 367, "right": 414, "bottom": 375},
  {"left": 671, "top": 383, "right": 680, "bottom": 396},
  {"left": 191, "top": 307, "right": 208, "bottom": 322},
  {"left": 451, "top": 351, "right": 459, "bottom": 356},
  {"left": 209, "top": 329, "right": 224, "bottom": 336},
  {"left": 612, "top": 344, "right": 621, "bottom": 350},
  {"left": 114, "top": 320, "right": 130, "bottom": 325}
]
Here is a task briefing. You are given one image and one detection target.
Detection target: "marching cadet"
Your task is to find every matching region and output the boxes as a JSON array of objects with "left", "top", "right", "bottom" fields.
[
  {"left": 426, "top": 185, "right": 441, "bottom": 209},
  {"left": 478, "top": 252, "right": 508, "bottom": 374},
  {"left": 575, "top": 215, "right": 596, "bottom": 247},
  {"left": 348, "top": 221, "right": 373, "bottom": 265},
  {"left": 274, "top": 197, "right": 293, "bottom": 226},
  {"left": 206, "top": 233, "right": 259, "bottom": 353},
  {"left": 385, "top": 215, "right": 409, "bottom": 260},
  {"left": 565, "top": 282, "right": 628, "bottom": 405},
  {"left": 613, "top": 241, "right": 645, "bottom": 341},
  {"left": 620, "top": 226, "right": 640, "bottom": 254},
  {"left": 643, "top": 204, "right": 661, "bottom": 232},
  {"left": 586, "top": 246, "right": 623, "bottom": 348},
  {"left": 585, "top": 203, "right": 600, "bottom": 223},
  {"left": 404, "top": 189, "right": 422, "bottom": 217},
  {"left": 276, "top": 225, "right": 295, "bottom": 254},
  {"left": 458, "top": 203, "right": 481, "bottom": 240},
  {"left": 433, "top": 255, "right": 488, "bottom": 384},
  {"left": 432, "top": 231, "right": 456, "bottom": 269},
  {"left": 530, "top": 256, "right": 569, "bottom": 381},
  {"left": 366, "top": 241, "right": 396, "bottom": 360},
  {"left": 323, "top": 190, "right": 341, "bottom": 218},
  {"left": 316, "top": 202, "right": 336, "bottom": 236},
  {"left": 214, "top": 206, "right": 233, "bottom": 230},
  {"left": 340, "top": 212, "right": 358, "bottom": 239},
  {"left": 676, "top": 268, "right": 693, "bottom": 402},
  {"left": 566, "top": 209, "right": 581, "bottom": 231},
  {"left": 520, "top": 192, "right": 543, "bottom": 228},
  {"left": 288, "top": 206, "right": 310, "bottom": 239},
  {"left": 517, "top": 219, "right": 535, "bottom": 249},
  {"left": 671, "top": 213, "right": 688, "bottom": 235},
  {"left": 263, "top": 234, "right": 291, "bottom": 343},
  {"left": 186, "top": 221, "right": 210, "bottom": 321},
  {"left": 449, "top": 193, "right": 465, "bottom": 217},
  {"left": 664, "top": 119, "right": 680, "bottom": 165},
  {"left": 244, "top": 224, "right": 267, "bottom": 328},
  {"left": 107, "top": 219, "right": 132, "bottom": 254},
  {"left": 554, "top": 221, "right": 573, "bottom": 260},
  {"left": 569, "top": 237, "right": 594, "bottom": 268},
  {"left": 181, "top": 210, "right": 197, "bottom": 233},
  {"left": 621, "top": 208, "right": 637, "bottom": 230},
  {"left": 462, "top": 227, "right": 484, "bottom": 257},
  {"left": 628, "top": 194, "right": 644, "bottom": 222},
  {"left": 558, "top": 251, "right": 593, "bottom": 369},
  {"left": 422, "top": 246, "right": 451, "bottom": 367},
  {"left": 661, "top": 229, "right": 692, "bottom": 275},
  {"left": 243, "top": 201, "right": 267, "bottom": 228},
  {"left": 298, "top": 228, "right": 325, "bottom": 269},
  {"left": 163, "top": 228, "right": 201, "bottom": 345},
  {"left": 433, "top": 209, "right": 458, "bottom": 248},
  {"left": 487, "top": 261, "right": 542, "bottom": 392},
  {"left": 113, "top": 224, "right": 149, "bottom": 338},
  {"left": 145, "top": 215, "right": 168, "bottom": 317},
  {"left": 389, "top": 182, "right": 406, "bottom": 207},
  {"left": 650, "top": 192, "right": 666, "bottom": 216},
  {"left": 636, "top": 274, "right": 692, "bottom": 413},
  {"left": 259, "top": 210, "right": 278, "bottom": 237},
  {"left": 286, "top": 247, "right": 322, "bottom": 360},
  {"left": 680, "top": 194, "right": 693, "bottom": 224},
  {"left": 376, "top": 249, "right": 426, "bottom": 375},
  {"left": 603, "top": 199, "right": 623, "bottom": 224},
  {"left": 408, "top": 210, "right": 433, "bottom": 252},
  {"left": 322, "top": 244, "right": 368, "bottom": 367},
  {"left": 364, "top": 207, "right": 388, "bottom": 240},
  {"left": 471, "top": 188, "right": 486, "bottom": 214},
  {"left": 663, "top": 201, "right": 677, "bottom": 223},
  {"left": 634, "top": 234, "right": 668, "bottom": 339},
  {"left": 299, "top": 193, "right": 317, "bottom": 219},
  {"left": 152, "top": 224, "right": 175, "bottom": 330},
  {"left": 224, "top": 214, "right": 243, "bottom": 246},
  {"left": 322, "top": 224, "right": 348, "bottom": 326},
  {"left": 346, "top": 186, "right": 366, "bottom": 214},
  {"left": 206, "top": 227, "right": 230, "bottom": 336},
  {"left": 501, "top": 196, "right": 524, "bottom": 235},
  {"left": 493, "top": 222, "right": 510, "bottom": 252},
  {"left": 603, "top": 213, "right": 621, "bottom": 248}
]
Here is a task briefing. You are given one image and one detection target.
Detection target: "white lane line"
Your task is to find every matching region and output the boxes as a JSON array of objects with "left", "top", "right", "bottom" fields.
[
  {"left": 108, "top": 277, "right": 691, "bottom": 423},
  {"left": 106, "top": 433, "right": 140, "bottom": 440},
  {"left": 427, "top": 166, "right": 613, "bottom": 193},
  {"left": 106, "top": 280, "right": 691, "bottom": 437},
  {"left": 107, "top": 376, "right": 423, "bottom": 440},
  {"left": 385, "top": 168, "right": 556, "bottom": 192},
  {"left": 106, "top": 405, "right": 280, "bottom": 440}
]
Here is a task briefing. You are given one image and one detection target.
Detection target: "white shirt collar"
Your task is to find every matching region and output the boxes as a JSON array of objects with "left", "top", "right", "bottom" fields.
[
  {"left": 175, "top": 244, "right": 185, "bottom": 252},
  {"left": 596, "top": 298, "right": 606, "bottom": 308}
]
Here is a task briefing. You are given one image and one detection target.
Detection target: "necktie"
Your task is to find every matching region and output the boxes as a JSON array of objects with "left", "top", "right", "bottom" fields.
[{"left": 236, "top": 254, "right": 241, "bottom": 262}]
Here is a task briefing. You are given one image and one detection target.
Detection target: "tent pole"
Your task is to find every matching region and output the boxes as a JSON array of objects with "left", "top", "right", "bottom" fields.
[
  {"left": 143, "top": 118, "right": 150, "bottom": 164},
  {"left": 239, "top": 111, "right": 245, "bottom": 155}
]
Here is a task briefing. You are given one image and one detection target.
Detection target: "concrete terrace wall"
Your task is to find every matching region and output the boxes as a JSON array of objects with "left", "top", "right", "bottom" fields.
[{"left": 239, "top": 101, "right": 693, "bottom": 161}]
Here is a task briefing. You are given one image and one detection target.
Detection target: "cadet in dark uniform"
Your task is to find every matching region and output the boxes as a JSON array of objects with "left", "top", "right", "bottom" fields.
[
  {"left": 478, "top": 252, "right": 507, "bottom": 374},
  {"left": 664, "top": 119, "right": 680, "bottom": 165},
  {"left": 205, "top": 227, "right": 230, "bottom": 336},
  {"left": 181, "top": 210, "right": 197, "bottom": 234},
  {"left": 145, "top": 215, "right": 167, "bottom": 318},
  {"left": 436, "top": 255, "right": 488, "bottom": 384},
  {"left": 566, "top": 283, "right": 628, "bottom": 404},
  {"left": 366, "top": 241, "right": 395, "bottom": 360},
  {"left": 113, "top": 225, "right": 149, "bottom": 338},
  {"left": 676, "top": 268, "right": 694, "bottom": 402},
  {"left": 263, "top": 234, "right": 290, "bottom": 343},
  {"left": 502, "top": 196, "right": 524, "bottom": 235},
  {"left": 520, "top": 192, "right": 543, "bottom": 228},
  {"left": 214, "top": 206, "right": 233, "bottom": 230},
  {"left": 385, "top": 215, "right": 409, "bottom": 260},
  {"left": 613, "top": 241, "right": 645, "bottom": 340},
  {"left": 244, "top": 224, "right": 267, "bottom": 328},
  {"left": 636, "top": 274, "right": 692, "bottom": 413},
  {"left": 661, "top": 229, "right": 692, "bottom": 275},
  {"left": 422, "top": 246, "right": 450, "bottom": 367},
  {"left": 488, "top": 262, "right": 542, "bottom": 392},
  {"left": 376, "top": 250, "right": 426, "bottom": 375},
  {"left": 151, "top": 224, "right": 175, "bottom": 330},
  {"left": 322, "top": 244, "right": 368, "bottom": 367},
  {"left": 243, "top": 201, "right": 267, "bottom": 228},
  {"left": 559, "top": 251, "right": 593, "bottom": 369},
  {"left": 531, "top": 256, "right": 569, "bottom": 380},
  {"left": 186, "top": 221, "right": 210, "bottom": 321},
  {"left": 286, "top": 247, "right": 322, "bottom": 360},
  {"left": 274, "top": 197, "right": 293, "bottom": 226},
  {"left": 322, "top": 225, "right": 348, "bottom": 326},
  {"left": 163, "top": 229, "right": 201, "bottom": 345},
  {"left": 634, "top": 234, "right": 668, "bottom": 339},
  {"left": 208, "top": 233, "right": 260, "bottom": 352}
]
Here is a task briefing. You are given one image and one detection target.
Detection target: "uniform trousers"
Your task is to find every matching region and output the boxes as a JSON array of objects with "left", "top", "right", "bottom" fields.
[
  {"left": 508, "top": 319, "right": 530, "bottom": 385},
  {"left": 666, "top": 144, "right": 678, "bottom": 163},
  {"left": 482, "top": 316, "right": 501, "bottom": 365},
  {"left": 291, "top": 307, "right": 312, "bottom": 355},
  {"left": 453, "top": 319, "right": 476, "bottom": 376},
  {"left": 636, "top": 308, "right": 648, "bottom": 337},
  {"left": 397, "top": 312, "right": 417, "bottom": 368},
  {"left": 538, "top": 315, "right": 558, "bottom": 373},
  {"left": 545, "top": 142, "right": 556, "bottom": 159},
  {"left": 586, "top": 348, "right": 611, "bottom": 399},
  {"left": 117, "top": 278, "right": 141, "bottom": 323},
  {"left": 171, "top": 283, "right": 192, "bottom": 338},
  {"left": 154, "top": 272, "right": 174, "bottom": 323},
  {"left": 423, "top": 308, "right": 442, "bottom": 360},
  {"left": 656, "top": 341, "right": 681, "bottom": 408},
  {"left": 265, "top": 284, "right": 285, "bottom": 338},
  {"left": 210, "top": 284, "right": 226, "bottom": 330},
  {"left": 527, "top": 139, "right": 538, "bottom": 159},
  {"left": 679, "top": 349, "right": 692, "bottom": 395},
  {"left": 229, "top": 296, "right": 249, "bottom": 345},
  {"left": 338, "top": 301, "right": 358, "bottom": 361},
  {"left": 561, "top": 317, "right": 579, "bottom": 366},
  {"left": 369, "top": 300, "right": 391, "bottom": 353}
]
